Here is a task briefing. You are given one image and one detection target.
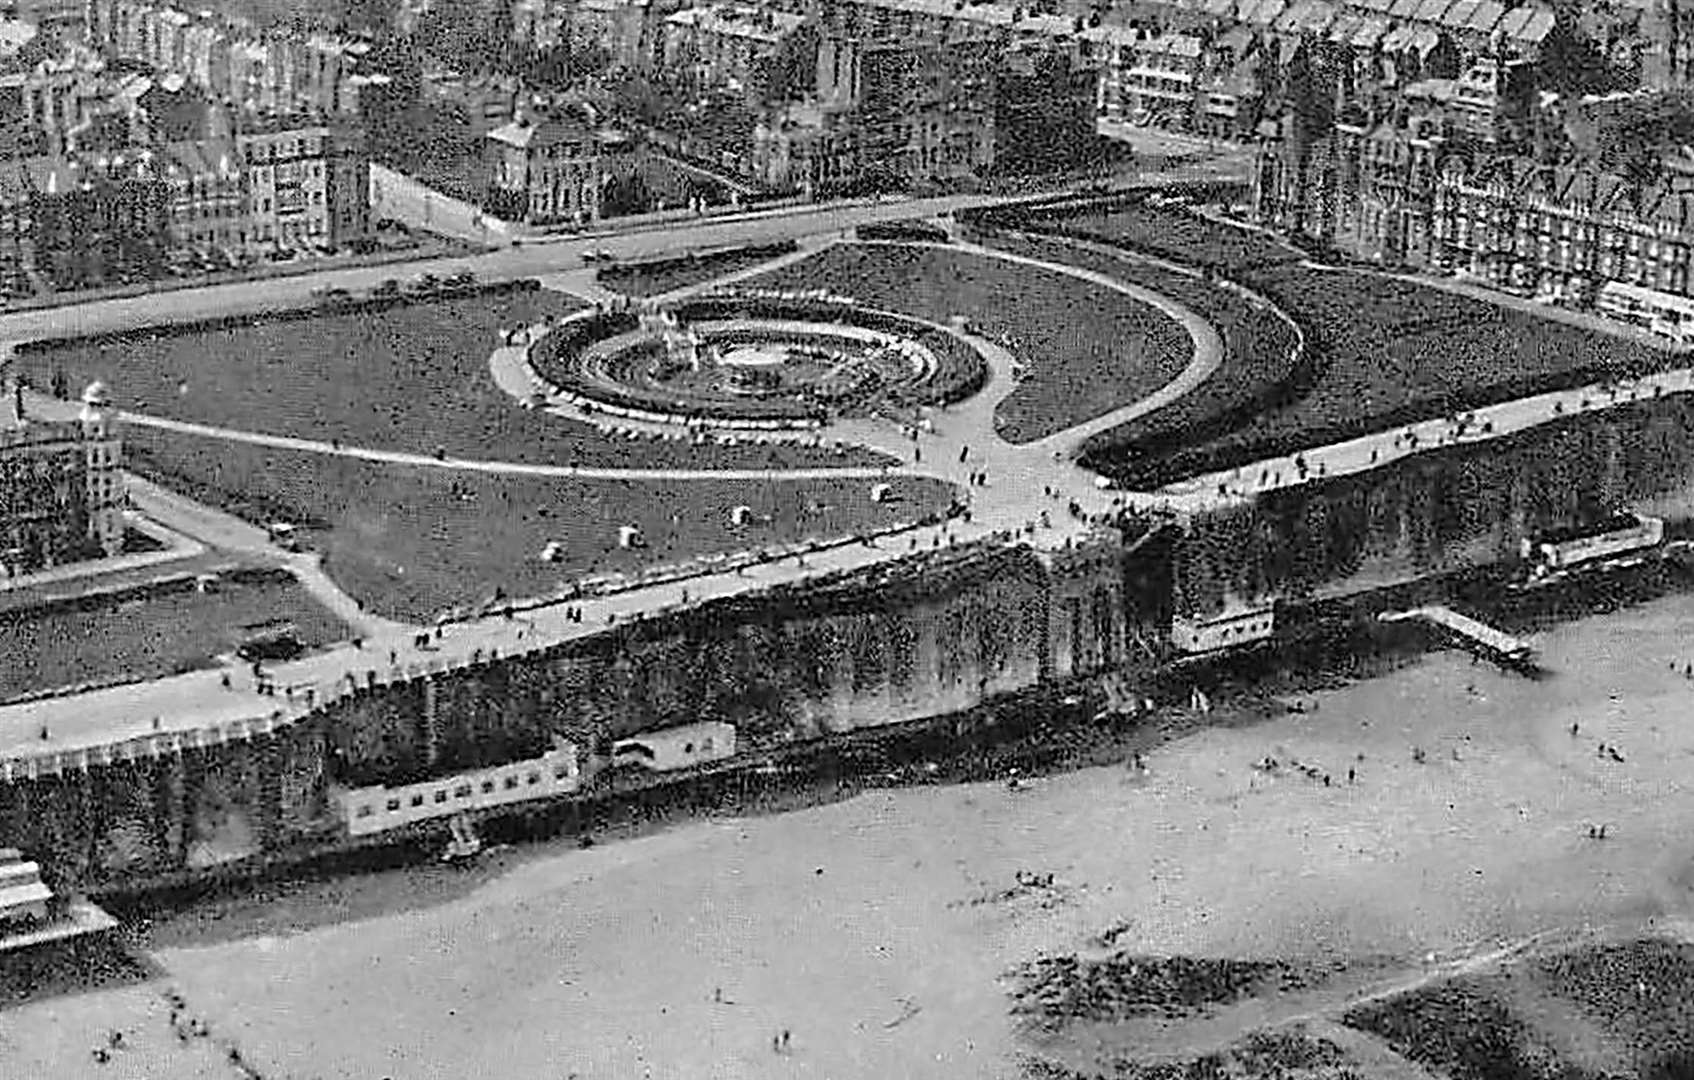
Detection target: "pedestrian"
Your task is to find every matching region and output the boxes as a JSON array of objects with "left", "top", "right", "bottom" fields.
[
  {"left": 1347, "top": 766, "right": 1355, "bottom": 784},
  {"left": 772, "top": 1033, "right": 781, "bottom": 1054},
  {"left": 782, "top": 1030, "right": 791, "bottom": 1051},
  {"left": 1599, "top": 823, "right": 1609, "bottom": 839},
  {"left": 1570, "top": 721, "right": 1579, "bottom": 737}
]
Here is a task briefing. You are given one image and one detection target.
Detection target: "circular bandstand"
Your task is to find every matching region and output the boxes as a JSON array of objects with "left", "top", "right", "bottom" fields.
[{"left": 528, "top": 290, "right": 990, "bottom": 431}]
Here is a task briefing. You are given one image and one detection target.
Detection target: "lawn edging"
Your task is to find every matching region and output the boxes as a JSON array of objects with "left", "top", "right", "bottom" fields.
[{"left": 13, "top": 278, "right": 543, "bottom": 354}]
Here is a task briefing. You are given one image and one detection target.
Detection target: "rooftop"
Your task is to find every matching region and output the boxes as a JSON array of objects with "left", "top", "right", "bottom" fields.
[{"left": 665, "top": 4, "right": 807, "bottom": 43}]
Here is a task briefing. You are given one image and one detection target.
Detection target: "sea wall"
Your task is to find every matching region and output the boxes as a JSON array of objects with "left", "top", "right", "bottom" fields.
[
  {"left": 1173, "top": 391, "right": 1694, "bottom": 615},
  {"left": 13, "top": 390, "right": 1691, "bottom": 895},
  {"left": 0, "top": 535, "right": 1130, "bottom": 895}
]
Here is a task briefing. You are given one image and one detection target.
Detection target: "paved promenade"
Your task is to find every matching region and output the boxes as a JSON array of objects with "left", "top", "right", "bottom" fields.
[
  {"left": 0, "top": 234, "right": 1219, "bottom": 758},
  {"left": 1152, "top": 367, "right": 1694, "bottom": 512}
]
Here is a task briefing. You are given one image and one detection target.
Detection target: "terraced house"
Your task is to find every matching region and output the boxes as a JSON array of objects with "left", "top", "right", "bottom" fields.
[{"left": 1434, "top": 156, "right": 1694, "bottom": 302}]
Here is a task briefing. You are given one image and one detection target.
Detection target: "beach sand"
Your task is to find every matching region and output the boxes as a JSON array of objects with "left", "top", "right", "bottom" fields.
[{"left": 12, "top": 592, "right": 1694, "bottom": 1079}]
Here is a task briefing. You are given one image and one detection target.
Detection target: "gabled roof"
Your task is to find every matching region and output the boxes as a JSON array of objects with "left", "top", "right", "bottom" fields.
[
  {"left": 1465, "top": 0, "right": 1504, "bottom": 32},
  {"left": 1500, "top": 6, "right": 1555, "bottom": 43},
  {"left": 1240, "top": 0, "right": 1287, "bottom": 25}
]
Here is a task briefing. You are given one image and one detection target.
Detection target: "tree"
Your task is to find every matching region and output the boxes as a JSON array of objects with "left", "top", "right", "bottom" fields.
[{"left": 601, "top": 172, "right": 653, "bottom": 217}]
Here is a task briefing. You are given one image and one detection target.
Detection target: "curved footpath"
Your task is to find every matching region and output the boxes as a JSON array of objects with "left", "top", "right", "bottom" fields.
[{"left": 0, "top": 236, "right": 1218, "bottom": 760}]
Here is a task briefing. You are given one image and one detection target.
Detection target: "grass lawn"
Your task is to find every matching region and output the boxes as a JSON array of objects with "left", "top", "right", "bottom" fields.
[
  {"left": 127, "top": 429, "right": 959, "bottom": 623},
  {"left": 748, "top": 243, "right": 1192, "bottom": 443},
  {"left": 0, "top": 568, "right": 347, "bottom": 703},
  {"left": 16, "top": 289, "right": 887, "bottom": 472},
  {"left": 1025, "top": 204, "right": 1678, "bottom": 482},
  {"left": 1055, "top": 200, "right": 1303, "bottom": 274},
  {"left": 978, "top": 232, "right": 1304, "bottom": 480},
  {"left": 599, "top": 243, "right": 800, "bottom": 299}
]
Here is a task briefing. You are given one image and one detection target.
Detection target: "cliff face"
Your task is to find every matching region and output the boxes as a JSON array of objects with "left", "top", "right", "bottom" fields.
[
  {"left": 10, "top": 387, "right": 1694, "bottom": 895},
  {"left": 0, "top": 535, "right": 1131, "bottom": 895},
  {"left": 1174, "top": 391, "right": 1694, "bottom": 616}
]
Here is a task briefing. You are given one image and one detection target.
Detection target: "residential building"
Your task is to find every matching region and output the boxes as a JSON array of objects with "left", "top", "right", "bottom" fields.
[
  {"left": 0, "top": 374, "right": 125, "bottom": 577},
  {"left": 90, "top": 0, "right": 379, "bottom": 119},
  {"left": 20, "top": 49, "right": 108, "bottom": 155},
  {"left": 27, "top": 151, "right": 170, "bottom": 288},
  {"left": 574, "top": 0, "right": 654, "bottom": 71},
  {"left": 751, "top": 99, "right": 858, "bottom": 193},
  {"left": 1402, "top": 55, "right": 1538, "bottom": 148},
  {"left": 484, "top": 109, "right": 607, "bottom": 225},
  {"left": 1098, "top": 29, "right": 1203, "bottom": 129},
  {"left": 1432, "top": 156, "right": 1694, "bottom": 300},
  {"left": 661, "top": 4, "right": 812, "bottom": 100},
  {"left": 844, "top": 29, "right": 1000, "bottom": 190},
  {"left": 992, "top": 45, "right": 1099, "bottom": 177},
  {"left": 514, "top": 0, "right": 567, "bottom": 52},
  {"left": 159, "top": 139, "right": 243, "bottom": 255},
  {"left": 0, "top": 0, "right": 85, "bottom": 37},
  {"left": 422, "top": 65, "right": 520, "bottom": 140},
  {"left": 0, "top": 163, "right": 29, "bottom": 272},
  {"left": 234, "top": 115, "right": 331, "bottom": 253},
  {"left": 324, "top": 119, "right": 373, "bottom": 248}
]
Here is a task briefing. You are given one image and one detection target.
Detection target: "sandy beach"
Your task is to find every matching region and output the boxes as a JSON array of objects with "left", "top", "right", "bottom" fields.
[{"left": 11, "top": 591, "right": 1694, "bottom": 1079}]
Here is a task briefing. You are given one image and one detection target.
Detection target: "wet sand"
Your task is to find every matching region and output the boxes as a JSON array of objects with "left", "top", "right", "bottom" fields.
[{"left": 12, "top": 592, "right": 1694, "bottom": 1079}]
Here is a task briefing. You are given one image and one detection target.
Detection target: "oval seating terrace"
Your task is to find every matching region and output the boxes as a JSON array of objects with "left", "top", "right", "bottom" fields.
[{"left": 529, "top": 292, "right": 990, "bottom": 430}]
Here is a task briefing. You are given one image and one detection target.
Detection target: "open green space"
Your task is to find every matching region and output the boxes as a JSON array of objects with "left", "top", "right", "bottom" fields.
[
  {"left": 598, "top": 241, "right": 800, "bottom": 299},
  {"left": 1, "top": 568, "right": 347, "bottom": 703},
  {"left": 975, "top": 230, "right": 1305, "bottom": 477},
  {"left": 991, "top": 200, "right": 1679, "bottom": 484},
  {"left": 16, "top": 288, "right": 885, "bottom": 472},
  {"left": 1054, "top": 197, "right": 1304, "bottom": 274},
  {"left": 748, "top": 243, "right": 1192, "bottom": 443},
  {"left": 127, "top": 429, "right": 959, "bottom": 623}
]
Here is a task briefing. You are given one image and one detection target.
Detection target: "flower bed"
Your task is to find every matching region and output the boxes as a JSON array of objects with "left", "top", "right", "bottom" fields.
[
  {"left": 529, "top": 293, "right": 989, "bottom": 427},
  {"left": 596, "top": 240, "right": 800, "bottom": 298}
]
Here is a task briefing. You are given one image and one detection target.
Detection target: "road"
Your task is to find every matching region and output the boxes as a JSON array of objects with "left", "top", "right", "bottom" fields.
[
  {"left": 0, "top": 162, "right": 1258, "bottom": 758},
  {"left": 370, "top": 163, "right": 511, "bottom": 247},
  {"left": 0, "top": 160, "right": 1246, "bottom": 348},
  {"left": 0, "top": 231, "right": 1225, "bottom": 758},
  {"left": 124, "top": 473, "right": 411, "bottom": 640}
]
